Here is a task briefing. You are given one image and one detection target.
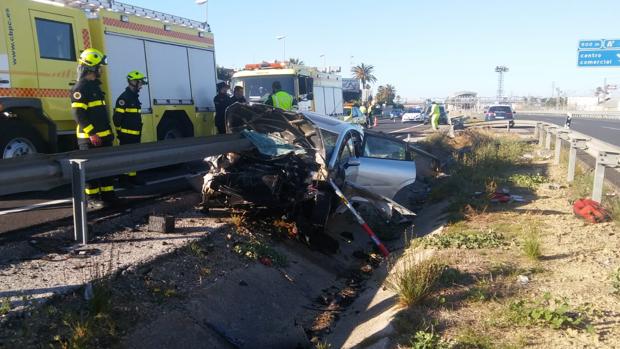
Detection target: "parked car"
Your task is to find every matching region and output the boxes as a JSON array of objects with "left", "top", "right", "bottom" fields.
[
  {"left": 485, "top": 105, "right": 515, "bottom": 127},
  {"left": 202, "top": 103, "right": 417, "bottom": 243},
  {"left": 390, "top": 108, "right": 404, "bottom": 120},
  {"left": 401, "top": 107, "right": 424, "bottom": 122}
]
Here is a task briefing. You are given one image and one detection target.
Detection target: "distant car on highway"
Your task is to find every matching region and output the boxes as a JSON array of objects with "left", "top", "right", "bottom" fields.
[
  {"left": 401, "top": 107, "right": 424, "bottom": 122},
  {"left": 485, "top": 105, "right": 515, "bottom": 127},
  {"left": 390, "top": 108, "right": 404, "bottom": 120}
]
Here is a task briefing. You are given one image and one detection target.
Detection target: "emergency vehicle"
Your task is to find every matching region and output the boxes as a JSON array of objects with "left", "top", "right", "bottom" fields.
[
  {"left": 231, "top": 62, "right": 344, "bottom": 116},
  {"left": 0, "top": 0, "right": 217, "bottom": 159}
]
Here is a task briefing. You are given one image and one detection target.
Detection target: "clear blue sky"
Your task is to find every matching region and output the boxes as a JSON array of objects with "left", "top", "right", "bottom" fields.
[{"left": 128, "top": 0, "right": 620, "bottom": 100}]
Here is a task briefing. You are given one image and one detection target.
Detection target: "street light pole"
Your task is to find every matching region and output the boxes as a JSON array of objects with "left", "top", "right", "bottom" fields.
[
  {"left": 276, "top": 35, "right": 286, "bottom": 62},
  {"left": 320, "top": 54, "right": 326, "bottom": 69},
  {"left": 195, "top": 0, "right": 208, "bottom": 25}
]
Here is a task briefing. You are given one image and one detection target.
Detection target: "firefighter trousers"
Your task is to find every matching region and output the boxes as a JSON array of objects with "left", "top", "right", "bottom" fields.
[
  {"left": 119, "top": 133, "right": 141, "bottom": 176},
  {"left": 78, "top": 138, "right": 116, "bottom": 198}
]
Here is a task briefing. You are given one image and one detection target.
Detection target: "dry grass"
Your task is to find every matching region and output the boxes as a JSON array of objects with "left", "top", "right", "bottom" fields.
[{"left": 386, "top": 255, "right": 445, "bottom": 307}]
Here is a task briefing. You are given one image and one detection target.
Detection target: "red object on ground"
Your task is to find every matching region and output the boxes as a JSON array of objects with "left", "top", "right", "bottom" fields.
[
  {"left": 259, "top": 257, "right": 273, "bottom": 267},
  {"left": 373, "top": 116, "right": 378, "bottom": 127},
  {"left": 490, "top": 192, "right": 511, "bottom": 203},
  {"left": 573, "top": 198, "right": 611, "bottom": 223}
]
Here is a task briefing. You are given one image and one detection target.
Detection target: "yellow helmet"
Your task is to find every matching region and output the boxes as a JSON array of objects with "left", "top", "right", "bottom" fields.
[
  {"left": 127, "top": 70, "right": 148, "bottom": 84},
  {"left": 79, "top": 48, "right": 107, "bottom": 67}
]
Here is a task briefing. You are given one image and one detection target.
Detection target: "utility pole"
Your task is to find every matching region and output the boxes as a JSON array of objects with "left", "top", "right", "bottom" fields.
[
  {"left": 495, "top": 66, "right": 509, "bottom": 101},
  {"left": 276, "top": 35, "right": 286, "bottom": 62}
]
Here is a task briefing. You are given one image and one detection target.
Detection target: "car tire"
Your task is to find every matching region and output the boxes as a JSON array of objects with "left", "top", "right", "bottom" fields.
[{"left": 0, "top": 119, "right": 47, "bottom": 159}]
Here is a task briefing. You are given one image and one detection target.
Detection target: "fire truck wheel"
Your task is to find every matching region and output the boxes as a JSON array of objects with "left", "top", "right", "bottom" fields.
[
  {"left": 157, "top": 119, "right": 185, "bottom": 140},
  {"left": 0, "top": 120, "right": 47, "bottom": 159}
]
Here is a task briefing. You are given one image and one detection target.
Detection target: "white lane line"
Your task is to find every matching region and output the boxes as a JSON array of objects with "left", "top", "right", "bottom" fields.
[
  {"left": 0, "top": 173, "right": 204, "bottom": 216},
  {"left": 601, "top": 126, "right": 620, "bottom": 131},
  {"left": 0, "top": 199, "right": 72, "bottom": 216},
  {"left": 389, "top": 123, "right": 426, "bottom": 134}
]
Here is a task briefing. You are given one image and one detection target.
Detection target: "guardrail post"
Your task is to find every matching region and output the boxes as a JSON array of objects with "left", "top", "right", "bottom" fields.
[
  {"left": 592, "top": 151, "right": 620, "bottom": 203},
  {"left": 567, "top": 138, "right": 588, "bottom": 183},
  {"left": 554, "top": 130, "right": 569, "bottom": 165},
  {"left": 538, "top": 124, "right": 545, "bottom": 146},
  {"left": 545, "top": 127, "right": 556, "bottom": 150},
  {"left": 448, "top": 124, "right": 455, "bottom": 138},
  {"left": 70, "top": 159, "right": 89, "bottom": 244},
  {"left": 534, "top": 122, "right": 541, "bottom": 139}
]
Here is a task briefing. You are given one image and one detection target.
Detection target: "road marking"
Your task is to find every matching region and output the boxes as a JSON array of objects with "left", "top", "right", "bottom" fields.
[
  {"left": 0, "top": 199, "right": 72, "bottom": 216},
  {"left": 389, "top": 123, "right": 426, "bottom": 134},
  {"left": 601, "top": 126, "right": 620, "bottom": 131},
  {"left": 0, "top": 174, "right": 204, "bottom": 216}
]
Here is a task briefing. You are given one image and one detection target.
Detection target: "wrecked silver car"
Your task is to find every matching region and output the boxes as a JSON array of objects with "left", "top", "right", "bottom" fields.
[{"left": 201, "top": 103, "right": 417, "bottom": 247}]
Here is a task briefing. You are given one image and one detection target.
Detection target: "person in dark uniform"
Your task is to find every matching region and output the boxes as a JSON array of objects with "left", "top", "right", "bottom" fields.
[
  {"left": 231, "top": 85, "right": 247, "bottom": 104},
  {"left": 113, "top": 70, "right": 148, "bottom": 187},
  {"left": 213, "top": 82, "right": 231, "bottom": 134},
  {"left": 71, "top": 48, "right": 117, "bottom": 207}
]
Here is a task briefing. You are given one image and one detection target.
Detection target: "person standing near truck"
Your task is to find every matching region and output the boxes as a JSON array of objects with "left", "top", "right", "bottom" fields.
[
  {"left": 213, "top": 82, "right": 232, "bottom": 134},
  {"left": 265, "top": 81, "right": 294, "bottom": 111},
  {"left": 71, "top": 48, "right": 117, "bottom": 207},
  {"left": 113, "top": 70, "right": 149, "bottom": 186}
]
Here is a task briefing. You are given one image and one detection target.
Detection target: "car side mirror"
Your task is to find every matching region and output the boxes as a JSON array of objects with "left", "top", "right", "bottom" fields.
[{"left": 344, "top": 158, "right": 361, "bottom": 169}]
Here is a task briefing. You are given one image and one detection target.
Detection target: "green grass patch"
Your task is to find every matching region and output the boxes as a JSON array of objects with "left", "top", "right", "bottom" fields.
[
  {"left": 414, "top": 225, "right": 506, "bottom": 250},
  {"left": 611, "top": 267, "right": 620, "bottom": 297},
  {"left": 522, "top": 228, "right": 542, "bottom": 261},
  {"left": 386, "top": 256, "right": 446, "bottom": 307},
  {"left": 506, "top": 293, "right": 592, "bottom": 331},
  {"left": 0, "top": 298, "right": 10, "bottom": 316},
  {"left": 509, "top": 172, "right": 547, "bottom": 189},
  {"left": 233, "top": 239, "right": 288, "bottom": 267},
  {"left": 408, "top": 329, "right": 449, "bottom": 349}
]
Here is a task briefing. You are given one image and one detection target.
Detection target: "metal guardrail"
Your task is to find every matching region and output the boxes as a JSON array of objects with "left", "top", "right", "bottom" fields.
[
  {"left": 521, "top": 110, "right": 620, "bottom": 120},
  {"left": 466, "top": 120, "right": 620, "bottom": 204},
  {"left": 0, "top": 134, "right": 253, "bottom": 243}
]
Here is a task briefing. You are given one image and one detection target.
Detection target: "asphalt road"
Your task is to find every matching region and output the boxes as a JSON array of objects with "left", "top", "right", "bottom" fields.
[
  {"left": 370, "top": 118, "right": 431, "bottom": 140},
  {"left": 516, "top": 114, "right": 620, "bottom": 147}
]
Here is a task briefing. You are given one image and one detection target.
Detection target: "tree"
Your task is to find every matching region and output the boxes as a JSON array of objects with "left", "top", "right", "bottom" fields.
[
  {"left": 289, "top": 58, "right": 304, "bottom": 65},
  {"left": 217, "top": 66, "right": 234, "bottom": 82},
  {"left": 375, "top": 84, "right": 396, "bottom": 105},
  {"left": 351, "top": 63, "right": 377, "bottom": 88}
]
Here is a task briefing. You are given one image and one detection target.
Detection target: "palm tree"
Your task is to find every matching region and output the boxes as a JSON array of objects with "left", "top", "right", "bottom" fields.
[
  {"left": 289, "top": 58, "right": 304, "bottom": 65},
  {"left": 351, "top": 63, "right": 377, "bottom": 88}
]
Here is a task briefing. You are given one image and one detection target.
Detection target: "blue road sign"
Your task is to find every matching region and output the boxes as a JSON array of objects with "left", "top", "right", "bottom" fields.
[
  {"left": 579, "top": 40, "right": 602, "bottom": 50},
  {"left": 602, "top": 39, "right": 620, "bottom": 49},
  {"left": 577, "top": 49, "right": 620, "bottom": 67}
]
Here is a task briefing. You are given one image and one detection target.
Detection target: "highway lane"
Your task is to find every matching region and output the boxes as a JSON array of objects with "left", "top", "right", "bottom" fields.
[
  {"left": 371, "top": 118, "right": 431, "bottom": 139},
  {"left": 516, "top": 114, "right": 620, "bottom": 147}
]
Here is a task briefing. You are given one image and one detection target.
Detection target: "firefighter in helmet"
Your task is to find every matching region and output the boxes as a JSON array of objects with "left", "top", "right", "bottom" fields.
[
  {"left": 113, "top": 70, "right": 148, "bottom": 186},
  {"left": 71, "top": 48, "right": 118, "bottom": 207}
]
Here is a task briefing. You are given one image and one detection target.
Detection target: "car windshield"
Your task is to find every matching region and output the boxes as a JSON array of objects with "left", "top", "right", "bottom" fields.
[
  {"left": 489, "top": 106, "right": 512, "bottom": 113},
  {"left": 406, "top": 108, "right": 421, "bottom": 113},
  {"left": 231, "top": 75, "right": 295, "bottom": 103}
]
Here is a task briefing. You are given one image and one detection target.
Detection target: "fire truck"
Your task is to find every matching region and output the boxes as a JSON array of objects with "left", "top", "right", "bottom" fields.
[
  {"left": 231, "top": 62, "right": 344, "bottom": 116},
  {"left": 0, "top": 0, "right": 218, "bottom": 159}
]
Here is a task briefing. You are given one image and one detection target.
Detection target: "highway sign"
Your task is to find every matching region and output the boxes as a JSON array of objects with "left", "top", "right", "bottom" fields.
[
  {"left": 577, "top": 49, "right": 620, "bottom": 67},
  {"left": 579, "top": 40, "right": 603, "bottom": 50}
]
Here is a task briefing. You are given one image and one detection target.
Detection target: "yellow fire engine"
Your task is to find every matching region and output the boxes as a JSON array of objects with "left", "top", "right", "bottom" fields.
[
  {"left": 0, "top": 0, "right": 217, "bottom": 159},
  {"left": 231, "top": 62, "right": 344, "bottom": 116}
]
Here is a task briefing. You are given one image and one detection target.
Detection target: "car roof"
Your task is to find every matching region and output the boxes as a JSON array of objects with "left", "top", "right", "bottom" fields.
[
  {"left": 301, "top": 111, "right": 363, "bottom": 135},
  {"left": 488, "top": 104, "right": 512, "bottom": 108}
]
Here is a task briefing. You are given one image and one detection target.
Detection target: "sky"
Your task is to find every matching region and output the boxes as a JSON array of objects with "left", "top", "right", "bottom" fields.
[{"left": 127, "top": 0, "right": 620, "bottom": 100}]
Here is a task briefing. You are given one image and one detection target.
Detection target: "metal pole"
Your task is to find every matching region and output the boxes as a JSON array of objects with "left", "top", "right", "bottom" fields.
[
  {"left": 554, "top": 132, "right": 565, "bottom": 165},
  {"left": 534, "top": 123, "right": 540, "bottom": 139},
  {"left": 545, "top": 128, "right": 553, "bottom": 150},
  {"left": 567, "top": 144, "right": 577, "bottom": 183},
  {"left": 592, "top": 153, "right": 605, "bottom": 203},
  {"left": 70, "top": 159, "right": 89, "bottom": 244},
  {"left": 538, "top": 125, "right": 544, "bottom": 146}
]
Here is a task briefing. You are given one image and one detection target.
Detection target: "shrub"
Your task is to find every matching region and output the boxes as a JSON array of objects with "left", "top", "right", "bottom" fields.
[{"left": 386, "top": 256, "right": 445, "bottom": 307}]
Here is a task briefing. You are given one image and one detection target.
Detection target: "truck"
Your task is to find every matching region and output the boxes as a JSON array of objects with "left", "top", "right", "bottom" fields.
[
  {"left": 230, "top": 62, "right": 344, "bottom": 116},
  {"left": 0, "top": 0, "right": 218, "bottom": 159}
]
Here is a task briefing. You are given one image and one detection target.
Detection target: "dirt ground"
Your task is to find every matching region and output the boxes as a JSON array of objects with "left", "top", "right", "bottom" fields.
[{"left": 384, "top": 132, "right": 620, "bottom": 348}]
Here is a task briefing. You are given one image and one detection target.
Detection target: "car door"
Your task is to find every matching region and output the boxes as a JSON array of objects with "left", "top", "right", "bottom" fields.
[{"left": 346, "top": 131, "right": 416, "bottom": 199}]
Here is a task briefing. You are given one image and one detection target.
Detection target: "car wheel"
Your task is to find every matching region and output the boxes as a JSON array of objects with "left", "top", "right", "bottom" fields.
[
  {"left": 0, "top": 120, "right": 47, "bottom": 159},
  {"left": 157, "top": 119, "right": 186, "bottom": 140}
]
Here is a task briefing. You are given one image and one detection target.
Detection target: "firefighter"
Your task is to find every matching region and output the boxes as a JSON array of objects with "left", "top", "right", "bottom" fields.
[
  {"left": 113, "top": 70, "right": 148, "bottom": 186},
  {"left": 213, "top": 82, "right": 231, "bottom": 134},
  {"left": 71, "top": 48, "right": 117, "bottom": 207},
  {"left": 265, "top": 81, "right": 294, "bottom": 111}
]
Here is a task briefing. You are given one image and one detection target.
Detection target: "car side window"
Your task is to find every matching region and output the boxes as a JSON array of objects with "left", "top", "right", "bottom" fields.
[
  {"left": 363, "top": 135, "right": 408, "bottom": 161},
  {"left": 34, "top": 18, "right": 76, "bottom": 61},
  {"left": 338, "top": 135, "right": 354, "bottom": 163}
]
